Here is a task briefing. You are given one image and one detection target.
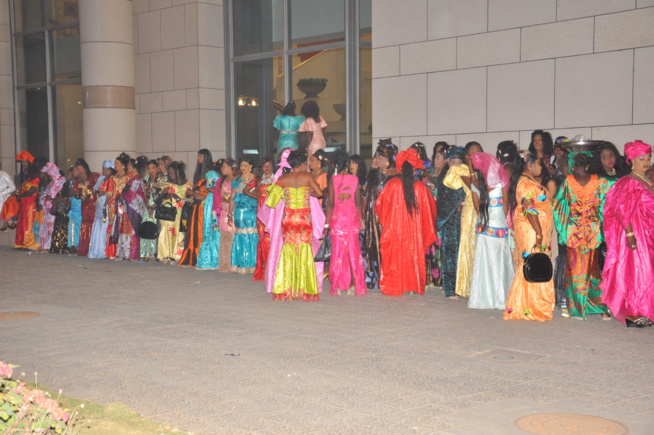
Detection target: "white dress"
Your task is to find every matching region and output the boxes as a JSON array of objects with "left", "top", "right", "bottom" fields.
[
  {"left": 468, "top": 186, "right": 515, "bottom": 310},
  {"left": 0, "top": 170, "right": 16, "bottom": 217}
]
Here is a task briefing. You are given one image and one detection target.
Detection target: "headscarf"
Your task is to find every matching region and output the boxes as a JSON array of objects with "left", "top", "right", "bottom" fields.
[
  {"left": 624, "top": 140, "right": 652, "bottom": 164},
  {"left": 470, "top": 152, "right": 509, "bottom": 190},
  {"left": 274, "top": 149, "right": 293, "bottom": 181},
  {"left": 15, "top": 151, "right": 35, "bottom": 163},
  {"left": 41, "top": 162, "right": 65, "bottom": 197},
  {"left": 447, "top": 146, "right": 464, "bottom": 161},
  {"left": 396, "top": 149, "right": 424, "bottom": 171},
  {"left": 102, "top": 160, "right": 115, "bottom": 169}
]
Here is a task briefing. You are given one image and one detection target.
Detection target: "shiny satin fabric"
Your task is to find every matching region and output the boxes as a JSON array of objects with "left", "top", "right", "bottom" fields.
[
  {"left": 196, "top": 171, "right": 220, "bottom": 270},
  {"left": 14, "top": 177, "right": 40, "bottom": 250},
  {"left": 231, "top": 177, "right": 259, "bottom": 273},
  {"left": 443, "top": 164, "right": 478, "bottom": 298},
  {"left": 600, "top": 176, "right": 654, "bottom": 324},
  {"left": 253, "top": 175, "right": 274, "bottom": 281},
  {"left": 88, "top": 176, "right": 109, "bottom": 259},
  {"left": 375, "top": 178, "right": 437, "bottom": 296},
  {"left": 503, "top": 177, "right": 555, "bottom": 321}
]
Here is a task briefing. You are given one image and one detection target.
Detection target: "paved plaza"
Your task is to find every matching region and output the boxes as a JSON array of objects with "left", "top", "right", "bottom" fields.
[{"left": 1, "top": 245, "right": 653, "bottom": 434}]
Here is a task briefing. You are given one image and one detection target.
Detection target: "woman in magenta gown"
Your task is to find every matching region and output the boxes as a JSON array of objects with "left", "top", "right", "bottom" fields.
[{"left": 600, "top": 140, "right": 654, "bottom": 327}]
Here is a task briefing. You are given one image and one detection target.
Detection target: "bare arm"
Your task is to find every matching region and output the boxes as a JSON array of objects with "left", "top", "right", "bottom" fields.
[
  {"left": 625, "top": 223, "right": 637, "bottom": 250},
  {"left": 324, "top": 179, "right": 335, "bottom": 224},
  {"left": 307, "top": 173, "right": 323, "bottom": 198},
  {"left": 502, "top": 188, "right": 509, "bottom": 218}
]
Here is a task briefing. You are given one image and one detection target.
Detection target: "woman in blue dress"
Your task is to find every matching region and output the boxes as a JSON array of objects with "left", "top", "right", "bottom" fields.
[
  {"left": 228, "top": 158, "right": 259, "bottom": 273},
  {"left": 196, "top": 163, "right": 222, "bottom": 270},
  {"left": 88, "top": 161, "right": 115, "bottom": 258},
  {"left": 273, "top": 101, "right": 305, "bottom": 151}
]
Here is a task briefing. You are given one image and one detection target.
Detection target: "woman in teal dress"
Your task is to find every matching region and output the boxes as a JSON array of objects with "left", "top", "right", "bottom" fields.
[
  {"left": 228, "top": 158, "right": 259, "bottom": 273},
  {"left": 273, "top": 101, "right": 305, "bottom": 151},
  {"left": 196, "top": 165, "right": 221, "bottom": 270}
]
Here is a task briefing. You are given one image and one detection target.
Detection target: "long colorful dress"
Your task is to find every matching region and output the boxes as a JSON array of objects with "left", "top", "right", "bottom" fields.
[
  {"left": 436, "top": 171, "right": 466, "bottom": 297},
  {"left": 157, "top": 182, "right": 192, "bottom": 261},
  {"left": 266, "top": 185, "right": 320, "bottom": 301},
  {"left": 140, "top": 175, "right": 159, "bottom": 259},
  {"left": 49, "top": 183, "right": 71, "bottom": 254},
  {"left": 443, "top": 164, "right": 478, "bottom": 298},
  {"left": 196, "top": 171, "right": 221, "bottom": 270},
  {"left": 101, "top": 174, "right": 129, "bottom": 259},
  {"left": 68, "top": 192, "right": 82, "bottom": 250},
  {"left": 375, "top": 177, "right": 437, "bottom": 296},
  {"left": 362, "top": 169, "right": 392, "bottom": 289},
  {"left": 329, "top": 174, "right": 367, "bottom": 296},
  {"left": 553, "top": 175, "right": 611, "bottom": 319},
  {"left": 299, "top": 116, "right": 328, "bottom": 159},
  {"left": 179, "top": 179, "right": 208, "bottom": 267},
  {"left": 253, "top": 174, "right": 274, "bottom": 281},
  {"left": 422, "top": 168, "right": 442, "bottom": 287},
  {"left": 231, "top": 177, "right": 259, "bottom": 273},
  {"left": 118, "top": 175, "right": 146, "bottom": 260},
  {"left": 38, "top": 171, "right": 65, "bottom": 251},
  {"left": 14, "top": 177, "right": 40, "bottom": 250},
  {"left": 273, "top": 114, "right": 305, "bottom": 150},
  {"left": 217, "top": 179, "right": 235, "bottom": 272},
  {"left": 600, "top": 176, "right": 654, "bottom": 324},
  {"left": 468, "top": 186, "right": 514, "bottom": 310},
  {"left": 88, "top": 176, "right": 109, "bottom": 259},
  {"left": 503, "top": 176, "right": 555, "bottom": 321},
  {"left": 75, "top": 174, "right": 100, "bottom": 256},
  {"left": 0, "top": 171, "right": 15, "bottom": 222}
]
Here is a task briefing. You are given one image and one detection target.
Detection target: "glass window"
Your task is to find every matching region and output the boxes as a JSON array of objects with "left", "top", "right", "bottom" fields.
[
  {"left": 290, "top": 0, "right": 345, "bottom": 49},
  {"left": 14, "top": 0, "right": 45, "bottom": 32},
  {"left": 17, "top": 87, "right": 50, "bottom": 160},
  {"left": 15, "top": 33, "right": 47, "bottom": 85},
  {"left": 360, "top": 46, "right": 372, "bottom": 158},
  {"left": 234, "top": 57, "right": 285, "bottom": 159},
  {"left": 51, "top": 27, "right": 81, "bottom": 81},
  {"left": 233, "top": 0, "right": 284, "bottom": 56},
  {"left": 53, "top": 84, "right": 84, "bottom": 169},
  {"left": 47, "top": 0, "right": 79, "bottom": 26},
  {"left": 291, "top": 47, "right": 346, "bottom": 155}
]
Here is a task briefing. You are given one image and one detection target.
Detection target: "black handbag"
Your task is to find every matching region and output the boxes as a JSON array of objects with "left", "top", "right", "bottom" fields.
[
  {"left": 155, "top": 202, "right": 176, "bottom": 222},
  {"left": 523, "top": 252, "right": 553, "bottom": 283},
  {"left": 314, "top": 235, "right": 331, "bottom": 262},
  {"left": 138, "top": 220, "right": 159, "bottom": 240}
]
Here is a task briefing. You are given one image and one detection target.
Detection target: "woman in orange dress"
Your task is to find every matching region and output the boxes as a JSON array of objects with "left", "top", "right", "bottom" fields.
[
  {"left": 14, "top": 162, "right": 40, "bottom": 250},
  {"left": 503, "top": 152, "right": 555, "bottom": 321}
]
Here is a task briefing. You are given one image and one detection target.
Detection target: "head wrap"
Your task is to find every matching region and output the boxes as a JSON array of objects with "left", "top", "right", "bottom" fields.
[
  {"left": 470, "top": 152, "right": 509, "bottom": 189},
  {"left": 274, "top": 149, "right": 293, "bottom": 181},
  {"left": 624, "top": 140, "right": 652, "bottom": 164},
  {"left": 15, "top": 151, "right": 35, "bottom": 163},
  {"left": 102, "top": 160, "right": 115, "bottom": 169},
  {"left": 40, "top": 162, "right": 65, "bottom": 197},
  {"left": 447, "top": 146, "right": 464, "bottom": 161},
  {"left": 41, "top": 162, "right": 62, "bottom": 179},
  {"left": 396, "top": 149, "right": 424, "bottom": 171}
]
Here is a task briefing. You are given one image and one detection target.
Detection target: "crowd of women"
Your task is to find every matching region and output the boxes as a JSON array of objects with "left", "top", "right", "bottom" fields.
[{"left": 0, "top": 126, "right": 653, "bottom": 328}]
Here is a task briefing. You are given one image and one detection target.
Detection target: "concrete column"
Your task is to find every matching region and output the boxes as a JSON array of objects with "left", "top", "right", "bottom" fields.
[{"left": 80, "top": 0, "right": 135, "bottom": 171}]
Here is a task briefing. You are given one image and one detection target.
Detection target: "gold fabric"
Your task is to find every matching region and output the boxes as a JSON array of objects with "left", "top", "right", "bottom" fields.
[{"left": 444, "top": 164, "right": 478, "bottom": 298}]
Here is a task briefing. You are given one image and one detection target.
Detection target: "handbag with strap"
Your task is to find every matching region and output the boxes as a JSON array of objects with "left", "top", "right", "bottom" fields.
[
  {"left": 155, "top": 202, "right": 177, "bottom": 222},
  {"left": 314, "top": 234, "right": 331, "bottom": 262},
  {"left": 523, "top": 252, "right": 553, "bottom": 283},
  {"left": 138, "top": 219, "right": 159, "bottom": 240}
]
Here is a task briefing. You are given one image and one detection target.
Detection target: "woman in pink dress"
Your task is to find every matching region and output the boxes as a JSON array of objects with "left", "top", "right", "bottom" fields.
[
  {"left": 325, "top": 152, "right": 367, "bottom": 296},
  {"left": 601, "top": 140, "right": 654, "bottom": 327},
  {"left": 299, "top": 100, "right": 328, "bottom": 159}
]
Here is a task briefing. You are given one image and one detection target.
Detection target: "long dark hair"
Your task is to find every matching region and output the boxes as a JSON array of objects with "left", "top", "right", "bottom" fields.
[
  {"left": 194, "top": 149, "right": 213, "bottom": 185},
  {"left": 508, "top": 152, "right": 539, "bottom": 218},
  {"left": 463, "top": 141, "right": 484, "bottom": 159},
  {"left": 348, "top": 154, "right": 367, "bottom": 187},
  {"left": 281, "top": 100, "right": 296, "bottom": 116},
  {"left": 475, "top": 167, "right": 490, "bottom": 231},
  {"left": 169, "top": 161, "right": 187, "bottom": 185},
  {"left": 528, "top": 130, "right": 554, "bottom": 155},
  {"left": 410, "top": 142, "right": 429, "bottom": 161},
  {"left": 432, "top": 141, "right": 449, "bottom": 161},
  {"left": 496, "top": 140, "right": 518, "bottom": 164},
  {"left": 218, "top": 158, "right": 237, "bottom": 191},
  {"left": 301, "top": 100, "right": 321, "bottom": 123},
  {"left": 588, "top": 142, "right": 627, "bottom": 178},
  {"left": 401, "top": 161, "right": 418, "bottom": 215}
]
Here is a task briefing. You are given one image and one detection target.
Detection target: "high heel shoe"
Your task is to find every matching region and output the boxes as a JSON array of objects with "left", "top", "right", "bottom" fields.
[{"left": 626, "top": 317, "right": 653, "bottom": 328}]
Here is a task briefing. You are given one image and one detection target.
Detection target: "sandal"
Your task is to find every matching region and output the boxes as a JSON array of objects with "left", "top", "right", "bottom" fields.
[{"left": 626, "top": 317, "right": 653, "bottom": 328}]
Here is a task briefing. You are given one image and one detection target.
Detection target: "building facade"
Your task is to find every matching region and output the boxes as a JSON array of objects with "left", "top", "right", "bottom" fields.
[{"left": 0, "top": 0, "right": 653, "bottom": 178}]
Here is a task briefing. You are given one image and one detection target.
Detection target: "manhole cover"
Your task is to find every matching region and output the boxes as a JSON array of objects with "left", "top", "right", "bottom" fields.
[
  {"left": 0, "top": 312, "right": 40, "bottom": 321},
  {"left": 515, "top": 413, "right": 628, "bottom": 435}
]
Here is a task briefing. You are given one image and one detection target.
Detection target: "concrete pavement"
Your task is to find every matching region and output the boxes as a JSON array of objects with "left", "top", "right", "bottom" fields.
[{"left": 1, "top": 246, "right": 653, "bottom": 434}]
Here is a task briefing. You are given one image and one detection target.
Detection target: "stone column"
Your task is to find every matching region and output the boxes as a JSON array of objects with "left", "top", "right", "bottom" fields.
[
  {"left": 0, "top": 1, "right": 14, "bottom": 174},
  {"left": 79, "top": 0, "right": 135, "bottom": 170}
]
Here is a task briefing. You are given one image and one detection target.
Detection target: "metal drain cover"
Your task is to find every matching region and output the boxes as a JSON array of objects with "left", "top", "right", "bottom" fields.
[
  {"left": 0, "top": 311, "right": 40, "bottom": 321},
  {"left": 515, "top": 413, "right": 628, "bottom": 435}
]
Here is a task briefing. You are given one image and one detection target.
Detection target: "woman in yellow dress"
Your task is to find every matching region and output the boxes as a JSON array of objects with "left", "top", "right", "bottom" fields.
[
  {"left": 443, "top": 145, "right": 480, "bottom": 298},
  {"left": 157, "top": 161, "right": 192, "bottom": 263},
  {"left": 503, "top": 152, "right": 555, "bottom": 321}
]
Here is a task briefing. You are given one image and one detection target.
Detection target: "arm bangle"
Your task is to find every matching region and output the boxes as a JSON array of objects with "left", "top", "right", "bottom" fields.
[{"left": 626, "top": 232, "right": 634, "bottom": 237}]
